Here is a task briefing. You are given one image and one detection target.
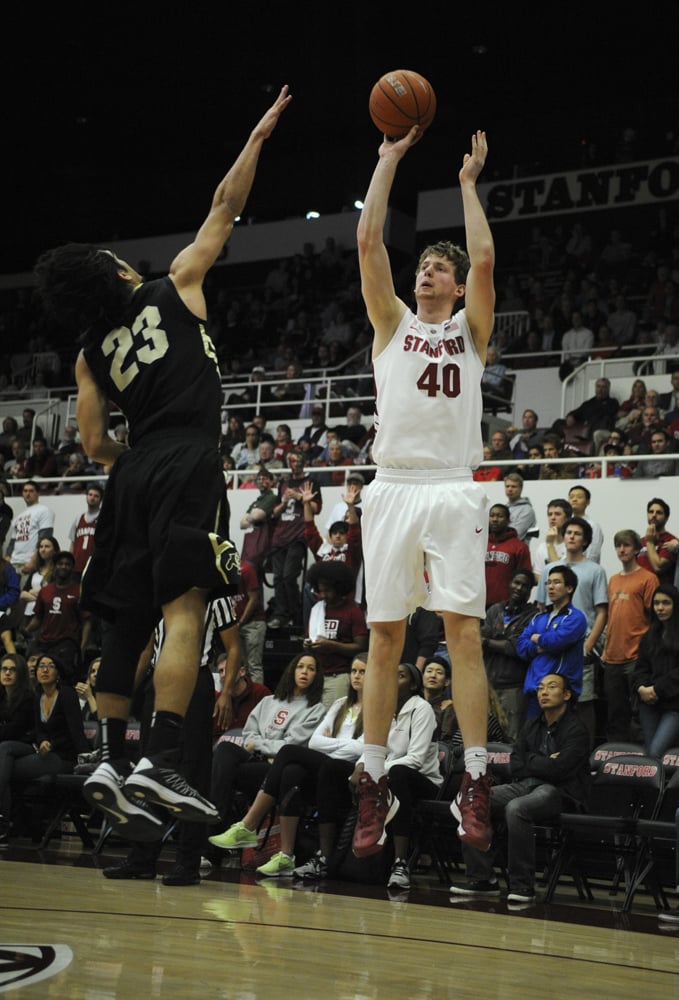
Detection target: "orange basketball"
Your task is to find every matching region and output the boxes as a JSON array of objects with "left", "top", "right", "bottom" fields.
[{"left": 369, "top": 69, "right": 437, "bottom": 139}]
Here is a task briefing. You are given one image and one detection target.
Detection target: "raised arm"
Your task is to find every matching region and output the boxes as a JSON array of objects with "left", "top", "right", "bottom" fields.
[
  {"left": 170, "top": 86, "right": 292, "bottom": 314},
  {"left": 357, "top": 129, "right": 421, "bottom": 355},
  {"left": 459, "top": 132, "right": 496, "bottom": 358}
]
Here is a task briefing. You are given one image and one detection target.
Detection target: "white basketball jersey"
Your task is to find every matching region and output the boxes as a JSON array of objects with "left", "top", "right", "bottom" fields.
[{"left": 371, "top": 307, "right": 484, "bottom": 470}]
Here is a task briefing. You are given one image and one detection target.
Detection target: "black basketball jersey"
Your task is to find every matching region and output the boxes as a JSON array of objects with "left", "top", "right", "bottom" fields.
[{"left": 82, "top": 277, "right": 222, "bottom": 446}]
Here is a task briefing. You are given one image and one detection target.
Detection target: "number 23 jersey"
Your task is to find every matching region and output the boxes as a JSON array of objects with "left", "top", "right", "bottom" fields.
[
  {"left": 82, "top": 277, "right": 222, "bottom": 446},
  {"left": 371, "top": 307, "right": 484, "bottom": 470}
]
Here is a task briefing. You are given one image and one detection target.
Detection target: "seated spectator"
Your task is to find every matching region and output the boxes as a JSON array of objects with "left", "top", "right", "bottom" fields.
[
  {"left": 488, "top": 428, "right": 513, "bottom": 470},
  {"left": 474, "top": 444, "right": 502, "bottom": 482},
  {"left": 564, "top": 376, "right": 619, "bottom": 449},
  {"left": 481, "top": 345, "right": 510, "bottom": 399},
  {"left": 449, "top": 673, "right": 591, "bottom": 905},
  {"left": 213, "top": 657, "right": 271, "bottom": 740},
  {"left": 297, "top": 405, "right": 329, "bottom": 461},
  {"left": 209, "top": 651, "right": 326, "bottom": 827},
  {"left": 53, "top": 451, "right": 92, "bottom": 495},
  {"left": 440, "top": 683, "right": 508, "bottom": 750},
  {"left": 208, "top": 653, "right": 366, "bottom": 878},
  {"left": 25, "top": 438, "right": 58, "bottom": 490},
  {"left": 55, "top": 424, "right": 84, "bottom": 474},
  {"left": 312, "top": 439, "right": 355, "bottom": 486},
  {"left": 0, "top": 653, "right": 34, "bottom": 750},
  {"left": 590, "top": 323, "right": 620, "bottom": 360},
  {"left": 4, "top": 439, "right": 29, "bottom": 481},
  {"left": 0, "top": 418, "right": 19, "bottom": 464},
  {"left": 508, "top": 409, "right": 543, "bottom": 461},
  {"left": 222, "top": 414, "right": 246, "bottom": 454},
  {"left": 635, "top": 427, "right": 677, "bottom": 478},
  {"left": 331, "top": 405, "right": 368, "bottom": 450},
  {"left": 538, "top": 433, "right": 580, "bottom": 479},
  {"left": 231, "top": 424, "right": 261, "bottom": 470},
  {"left": 272, "top": 424, "right": 295, "bottom": 464},
  {"left": 249, "top": 438, "right": 282, "bottom": 473},
  {"left": 625, "top": 404, "right": 667, "bottom": 453},
  {"left": 616, "top": 378, "right": 647, "bottom": 423},
  {"left": 0, "top": 652, "right": 88, "bottom": 844},
  {"left": 268, "top": 361, "right": 306, "bottom": 419},
  {"left": 421, "top": 656, "right": 453, "bottom": 740}
]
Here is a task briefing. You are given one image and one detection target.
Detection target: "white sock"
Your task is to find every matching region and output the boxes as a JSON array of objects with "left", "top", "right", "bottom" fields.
[
  {"left": 464, "top": 746, "right": 488, "bottom": 781},
  {"left": 362, "top": 744, "right": 387, "bottom": 781}
]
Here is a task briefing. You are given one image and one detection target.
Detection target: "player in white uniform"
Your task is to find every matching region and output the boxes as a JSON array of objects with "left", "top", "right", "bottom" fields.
[{"left": 353, "top": 127, "right": 496, "bottom": 862}]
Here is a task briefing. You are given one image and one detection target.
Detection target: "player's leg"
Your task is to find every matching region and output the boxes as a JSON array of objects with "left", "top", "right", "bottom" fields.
[
  {"left": 443, "top": 610, "right": 493, "bottom": 852},
  {"left": 352, "top": 617, "right": 405, "bottom": 858},
  {"left": 123, "top": 589, "right": 219, "bottom": 822}
]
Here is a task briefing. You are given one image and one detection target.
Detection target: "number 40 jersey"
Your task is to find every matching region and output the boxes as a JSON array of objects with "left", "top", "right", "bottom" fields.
[{"left": 371, "top": 307, "right": 485, "bottom": 471}]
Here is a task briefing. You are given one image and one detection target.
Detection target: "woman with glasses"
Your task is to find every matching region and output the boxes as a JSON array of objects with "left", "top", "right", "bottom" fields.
[{"left": 0, "top": 653, "right": 87, "bottom": 843}]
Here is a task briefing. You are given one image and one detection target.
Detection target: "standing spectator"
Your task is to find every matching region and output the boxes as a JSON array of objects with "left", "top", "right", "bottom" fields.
[
  {"left": 239, "top": 466, "right": 277, "bottom": 573},
  {"left": 231, "top": 558, "right": 267, "bottom": 686},
  {"left": 634, "top": 584, "right": 679, "bottom": 759},
  {"left": 305, "top": 561, "right": 368, "bottom": 709},
  {"left": 268, "top": 450, "right": 322, "bottom": 630},
  {"left": 4, "top": 481, "right": 54, "bottom": 575},
  {"left": 503, "top": 472, "right": 537, "bottom": 541},
  {"left": 607, "top": 293, "right": 637, "bottom": 348},
  {"left": 485, "top": 503, "right": 532, "bottom": 610},
  {"left": 601, "top": 529, "right": 658, "bottom": 741},
  {"left": 567, "top": 484, "right": 604, "bottom": 564},
  {"left": 638, "top": 497, "right": 678, "bottom": 586},
  {"left": 532, "top": 498, "right": 572, "bottom": 582},
  {"left": 535, "top": 517, "right": 608, "bottom": 748},
  {"left": 0, "top": 481, "right": 13, "bottom": 552},
  {"left": 481, "top": 569, "right": 538, "bottom": 741},
  {"left": 25, "top": 551, "right": 84, "bottom": 685},
  {"left": 559, "top": 310, "right": 594, "bottom": 379},
  {"left": 516, "top": 564, "right": 587, "bottom": 719},
  {"left": 68, "top": 483, "right": 103, "bottom": 580}
]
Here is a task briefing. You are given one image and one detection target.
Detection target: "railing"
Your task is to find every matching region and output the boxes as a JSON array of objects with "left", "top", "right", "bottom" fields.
[{"left": 3, "top": 451, "right": 678, "bottom": 497}]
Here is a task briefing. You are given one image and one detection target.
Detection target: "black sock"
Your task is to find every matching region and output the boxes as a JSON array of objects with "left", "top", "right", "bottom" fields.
[
  {"left": 100, "top": 718, "right": 128, "bottom": 762},
  {"left": 146, "top": 711, "right": 184, "bottom": 756}
]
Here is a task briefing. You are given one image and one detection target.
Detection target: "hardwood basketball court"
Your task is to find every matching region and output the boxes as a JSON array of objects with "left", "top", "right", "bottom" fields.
[{"left": 1, "top": 835, "right": 677, "bottom": 998}]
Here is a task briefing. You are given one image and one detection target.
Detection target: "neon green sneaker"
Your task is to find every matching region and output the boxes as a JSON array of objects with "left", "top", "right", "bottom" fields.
[
  {"left": 208, "top": 821, "right": 258, "bottom": 850},
  {"left": 256, "top": 851, "right": 296, "bottom": 877}
]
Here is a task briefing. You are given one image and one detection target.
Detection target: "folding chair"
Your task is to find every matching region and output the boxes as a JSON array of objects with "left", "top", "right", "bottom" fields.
[
  {"left": 409, "top": 742, "right": 464, "bottom": 883},
  {"left": 543, "top": 754, "right": 665, "bottom": 904},
  {"left": 623, "top": 768, "right": 679, "bottom": 912},
  {"left": 589, "top": 741, "right": 645, "bottom": 772}
]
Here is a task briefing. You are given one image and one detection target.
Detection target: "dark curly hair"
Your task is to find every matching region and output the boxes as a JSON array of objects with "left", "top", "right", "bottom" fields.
[{"left": 33, "top": 242, "right": 135, "bottom": 339}]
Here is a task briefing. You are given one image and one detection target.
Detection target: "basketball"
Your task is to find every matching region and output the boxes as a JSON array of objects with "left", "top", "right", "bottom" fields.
[{"left": 369, "top": 69, "right": 437, "bottom": 139}]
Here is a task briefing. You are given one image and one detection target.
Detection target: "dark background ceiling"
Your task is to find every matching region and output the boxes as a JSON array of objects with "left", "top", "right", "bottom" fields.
[{"left": 4, "top": 3, "right": 676, "bottom": 273}]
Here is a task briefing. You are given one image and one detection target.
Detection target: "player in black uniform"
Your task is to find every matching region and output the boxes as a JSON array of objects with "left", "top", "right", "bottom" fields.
[{"left": 33, "top": 86, "right": 292, "bottom": 840}]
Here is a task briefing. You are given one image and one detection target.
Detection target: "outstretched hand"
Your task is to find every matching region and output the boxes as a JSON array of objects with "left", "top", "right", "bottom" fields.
[
  {"left": 459, "top": 130, "right": 488, "bottom": 184},
  {"left": 252, "top": 85, "right": 293, "bottom": 140},
  {"left": 378, "top": 124, "right": 423, "bottom": 159}
]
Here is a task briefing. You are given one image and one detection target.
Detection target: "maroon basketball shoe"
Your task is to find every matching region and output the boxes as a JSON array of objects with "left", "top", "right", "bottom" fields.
[
  {"left": 450, "top": 771, "right": 492, "bottom": 852},
  {"left": 352, "top": 772, "right": 399, "bottom": 858}
]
